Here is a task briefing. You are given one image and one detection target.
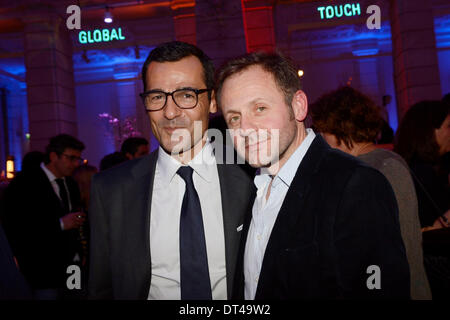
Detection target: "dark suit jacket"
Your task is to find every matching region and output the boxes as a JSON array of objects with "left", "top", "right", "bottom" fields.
[
  {"left": 233, "top": 135, "right": 411, "bottom": 299},
  {"left": 0, "top": 223, "right": 32, "bottom": 299},
  {"left": 409, "top": 159, "right": 449, "bottom": 228},
  {"left": 1, "top": 168, "right": 81, "bottom": 289},
  {"left": 88, "top": 149, "right": 255, "bottom": 299}
]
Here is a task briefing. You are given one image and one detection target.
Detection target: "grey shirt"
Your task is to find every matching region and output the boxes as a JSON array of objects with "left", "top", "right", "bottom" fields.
[{"left": 358, "top": 148, "right": 432, "bottom": 300}]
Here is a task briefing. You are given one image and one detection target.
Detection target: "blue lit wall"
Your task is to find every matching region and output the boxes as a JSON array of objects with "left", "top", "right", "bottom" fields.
[
  {"left": 284, "top": 18, "right": 399, "bottom": 132},
  {"left": 0, "top": 59, "right": 27, "bottom": 172},
  {"left": 435, "top": 14, "right": 450, "bottom": 97},
  {"left": 73, "top": 46, "right": 154, "bottom": 169}
]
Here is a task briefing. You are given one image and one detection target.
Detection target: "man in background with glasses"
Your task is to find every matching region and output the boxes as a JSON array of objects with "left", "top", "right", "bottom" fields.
[
  {"left": 88, "top": 41, "right": 254, "bottom": 300},
  {"left": 2, "top": 134, "right": 86, "bottom": 299}
]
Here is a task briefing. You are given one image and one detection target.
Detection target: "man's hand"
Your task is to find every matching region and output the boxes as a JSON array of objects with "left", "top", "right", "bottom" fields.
[
  {"left": 61, "top": 212, "right": 86, "bottom": 230},
  {"left": 438, "top": 209, "right": 450, "bottom": 228},
  {"left": 422, "top": 209, "right": 450, "bottom": 232}
]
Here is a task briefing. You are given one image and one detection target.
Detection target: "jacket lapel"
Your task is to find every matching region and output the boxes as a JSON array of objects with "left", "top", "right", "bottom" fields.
[
  {"left": 217, "top": 163, "right": 256, "bottom": 299},
  {"left": 122, "top": 151, "right": 158, "bottom": 299},
  {"left": 255, "top": 135, "right": 330, "bottom": 298},
  {"left": 36, "top": 168, "right": 66, "bottom": 217}
]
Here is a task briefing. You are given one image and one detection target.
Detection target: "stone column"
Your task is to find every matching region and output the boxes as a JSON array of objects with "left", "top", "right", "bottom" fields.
[
  {"left": 390, "top": 0, "right": 441, "bottom": 121},
  {"left": 195, "top": 0, "right": 247, "bottom": 68},
  {"left": 24, "top": 10, "right": 77, "bottom": 151},
  {"left": 352, "top": 40, "right": 381, "bottom": 104},
  {"left": 171, "top": 0, "right": 196, "bottom": 45},
  {"left": 114, "top": 66, "right": 139, "bottom": 150},
  {"left": 241, "top": 0, "right": 276, "bottom": 53}
]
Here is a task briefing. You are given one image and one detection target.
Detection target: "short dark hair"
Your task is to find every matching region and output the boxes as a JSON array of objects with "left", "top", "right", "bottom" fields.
[
  {"left": 99, "top": 152, "right": 128, "bottom": 171},
  {"left": 311, "top": 86, "right": 383, "bottom": 149},
  {"left": 120, "top": 137, "right": 149, "bottom": 156},
  {"left": 215, "top": 51, "right": 301, "bottom": 109},
  {"left": 394, "top": 100, "right": 450, "bottom": 164},
  {"left": 21, "top": 151, "right": 45, "bottom": 172},
  {"left": 141, "top": 41, "right": 215, "bottom": 99},
  {"left": 442, "top": 92, "right": 450, "bottom": 103},
  {"left": 44, "top": 134, "right": 85, "bottom": 164}
]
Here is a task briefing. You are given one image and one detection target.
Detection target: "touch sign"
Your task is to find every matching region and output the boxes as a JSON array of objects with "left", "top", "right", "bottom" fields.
[{"left": 317, "top": 3, "right": 362, "bottom": 20}]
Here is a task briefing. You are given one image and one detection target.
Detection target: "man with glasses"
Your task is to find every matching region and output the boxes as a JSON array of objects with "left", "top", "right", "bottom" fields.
[
  {"left": 88, "top": 41, "right": 254, "bottom": 300},
  {"left": 2, "top": 134, "right": 86, "bottom": 299}
]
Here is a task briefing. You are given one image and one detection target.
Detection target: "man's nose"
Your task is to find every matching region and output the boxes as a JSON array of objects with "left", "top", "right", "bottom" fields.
[
  {"left": 163, "top": 95, "right": 182, "bottom": 120},
  {"left": 238, "top": 116, "right": 258, "bottom": 136}
]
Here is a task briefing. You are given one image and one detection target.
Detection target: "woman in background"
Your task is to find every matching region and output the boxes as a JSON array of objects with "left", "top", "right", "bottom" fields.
[
  {"left": 311, "top": 86, "right": 431, "bottom": 300},
  {"left": 72, "top": 164, "right": 98, "bottom": 213},
  {"left": 394, "top": 100, "right": 450, "bottom": 230},
  {"left": 72, "top": 164, "right": 98, "bottom": 299},
  {"left": 394, "top": 100, "right": 450, "bottom": 300}
]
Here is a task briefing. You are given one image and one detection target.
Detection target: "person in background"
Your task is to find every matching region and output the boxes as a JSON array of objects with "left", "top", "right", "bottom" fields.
[
  {"left": 2, "top": 134, "right": 86, "bottom": 300},
  {"left": 73, "top": 164, "right": 98, "bottom": 212},
  {"left": 311, "top": 86, "right": 431, "bottom": 300},
  {"left": 21, "top": 151, "right": 45, "bottom": 173},
  {"left": 0, "top": 224, "right": 32, "bottom": 300},
  {"left": 394, "top": 101, "right": 449, "bottom": 230},
  {"left": 377, "top": 94, "right": 394, "bottom": 144},
  {"left": 442, "top": 92, "right": 450, "bottom": 105},
  {"left": 72, "top": 164, "right": 98, "bottom": 298},
  {"left": 120, "top": 137, "right": 150, "bottom": 160},
  {"left": 72, "top": 164, "right": 98, "bottom": 261},
  {"left": 394, "top": 100, "right": 450, "bottom": 300},
  {"left": 99, "top": 152, "right": 128, "bottom": 171}
]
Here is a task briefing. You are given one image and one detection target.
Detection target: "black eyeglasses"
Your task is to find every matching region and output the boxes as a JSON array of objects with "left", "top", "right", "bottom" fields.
[
  {"left": 139, "top": 88, "right": 211, "bottom": 112},
  {"left": 61, "top": 153, "right": 84, "bottom": 164}
]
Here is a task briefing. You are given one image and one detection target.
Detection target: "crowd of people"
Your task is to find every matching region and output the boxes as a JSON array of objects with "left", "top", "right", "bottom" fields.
[
  {"left": 0, "top": 136, "right": 149, "bottom": 299},
  {"left": 0, "top": 41, "right": 449, "bottom": 300}
]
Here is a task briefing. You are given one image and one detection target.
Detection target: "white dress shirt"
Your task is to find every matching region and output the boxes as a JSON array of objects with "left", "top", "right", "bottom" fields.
[
  {"left": 40, "top": 162, "right": 71, "bottom": 230},
  {"left": 148, "top": 141, "right": 226, "bottom": 300},
  {"left": 244, "top": 129, "right": 316, "bottom": 300}
]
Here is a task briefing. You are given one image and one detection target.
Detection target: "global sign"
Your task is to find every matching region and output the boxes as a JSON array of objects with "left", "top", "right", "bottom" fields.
[{"left": 78, "top": 27, "right": 126, "bottom": 44}]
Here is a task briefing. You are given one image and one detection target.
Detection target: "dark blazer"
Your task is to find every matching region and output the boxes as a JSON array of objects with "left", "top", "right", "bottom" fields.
[
  {"left": 88, "top": 149, "right": 255, "bottom": 299},
  {"left": 233, "top": 135, "right": 411, "bottom": 299},
  {"left": 408, "top": 159, "right": 449, "bottom": 228},
  {"left": 0, "top": 224, "right": 32, "bottom": 299},
  {"left": 1, "top": 168, "right": 81, "bottom": 289}
]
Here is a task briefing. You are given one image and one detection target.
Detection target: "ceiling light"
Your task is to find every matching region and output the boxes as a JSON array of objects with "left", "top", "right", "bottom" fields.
[{"left": 104, "top": 8, "right": 113, "bottom": 23}]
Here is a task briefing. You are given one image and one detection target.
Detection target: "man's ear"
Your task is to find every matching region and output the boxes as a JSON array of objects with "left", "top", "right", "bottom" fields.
[
  {"left": 291, "top": 90, "right": 308, "bottom": 122},
  {"left": 209, "top": 90, "right": 218, "bottom": 114},
  {"left": 49, "top": 151, "right": 58, "bottom": 163}
]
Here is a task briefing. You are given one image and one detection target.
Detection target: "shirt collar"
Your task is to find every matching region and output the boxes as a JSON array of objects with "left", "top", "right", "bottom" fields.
[
  {"left": 253, "top": 128, "right": 316, "bottom": 190},
  {"left": 157, "top": 140, "right": 216, "bottom": 187},
  {"left": 40, "top": 162, "right": 59, "bottom": 183},
  {"left": 189, "top": 141, "right": 216, "bottom": 183}
]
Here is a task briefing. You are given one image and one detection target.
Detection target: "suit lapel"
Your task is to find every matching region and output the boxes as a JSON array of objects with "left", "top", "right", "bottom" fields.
[
  {"left": 217, "top": 163, "right": 256, "bottom": 299},
  {"left": 233, "top": 189, "right": 255, "bottom": 299},
  {"left": 36, "top": 168, "right": 66, "bottom": 217},
  {"left": 122, "top": 151, "right": 158, "bottom": 299},
  {"left": 255, "top": 135, "right": 330, "bottom": 298}
]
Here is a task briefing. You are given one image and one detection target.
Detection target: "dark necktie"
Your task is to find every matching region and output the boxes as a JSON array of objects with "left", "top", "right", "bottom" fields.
[
  {"left": 177, "top": 166, "right": 212, "bottom": 300},
  {"left": 55, "top": 178, "right": 70, "bottom": 213}
]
